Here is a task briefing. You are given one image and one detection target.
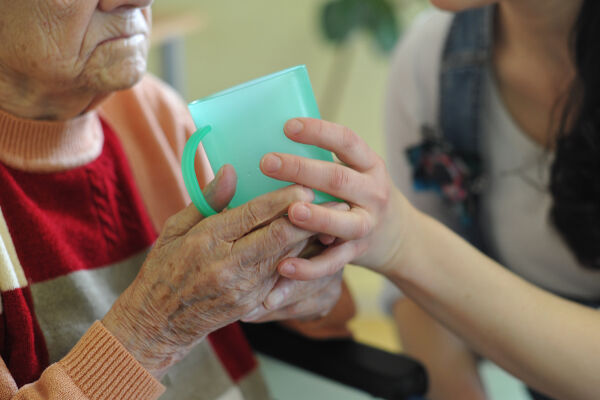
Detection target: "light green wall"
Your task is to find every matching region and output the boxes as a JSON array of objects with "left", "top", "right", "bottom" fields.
[{"left": 149, "top": 0, "right": 425, "bottom": 157}]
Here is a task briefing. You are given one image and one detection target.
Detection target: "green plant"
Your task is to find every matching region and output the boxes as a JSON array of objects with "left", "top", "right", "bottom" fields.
[
  {"left": 321, "top": 0, "right": 400, "bottom": 53},
  {"left": 318, "top": 0, "right": 400, "bottom": 120}
]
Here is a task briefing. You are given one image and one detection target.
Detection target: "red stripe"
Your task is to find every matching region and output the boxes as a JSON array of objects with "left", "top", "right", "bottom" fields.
[
  {"left": 0, "top": 120, "right": 157, "bottom": 283},
  {"left": 208, "top": 323, "right": 257, "bottom": 382},
  {"left": 2, "top": 287, "right": 49, "bottom": 387},
  {"left": 0, "top": 120, "right": 156, "bottom": 386}
]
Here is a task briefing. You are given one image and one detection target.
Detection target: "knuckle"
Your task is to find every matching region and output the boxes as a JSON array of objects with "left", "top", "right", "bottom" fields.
[
  {"left": 340, "top": 125, "right": 359, "bottom": 152},
  {"left": 240, "top": 202, "right": 263, "bottom": 230},
  {"left": 289, "top": 156, "right": 305, "bottom": 180},
  {"left": 329, "top": 167, "right": 350, "bottom": 191},
  {"left": 267, "top": 219, "right": 295, "bottom": 248},
  {"left": 315, "top": 119, "right": 325, "bottom": 138},
  {"left": 354, "top": 216, "right": 372, "bottom": 238},
  {"left": 162, "top": 214, "right": 181, "bottom": 238},
  {"left": 369, "top": 182, "right": 391, "bottom": 207}
]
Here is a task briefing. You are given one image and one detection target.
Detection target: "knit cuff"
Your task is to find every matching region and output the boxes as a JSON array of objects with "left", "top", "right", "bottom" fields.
[{"left": 59, "top": 321, "right": 165, "bottom": 400}]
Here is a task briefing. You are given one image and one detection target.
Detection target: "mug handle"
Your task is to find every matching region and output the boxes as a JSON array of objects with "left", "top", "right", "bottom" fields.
[{"left": 182, "top": 125, "right": 218, "bottom": 217}]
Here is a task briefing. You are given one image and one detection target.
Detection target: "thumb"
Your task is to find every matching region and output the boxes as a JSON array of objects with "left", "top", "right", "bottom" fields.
[
  {"left": 203, "top": 164, "right": 238, "bottom": 213},
  {"left": 162, "top": 165, "right": 238, "bottom": 238}
]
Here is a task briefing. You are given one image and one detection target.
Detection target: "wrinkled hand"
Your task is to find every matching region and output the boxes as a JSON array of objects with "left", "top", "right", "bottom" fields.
[
  {"left": 242, "top": 269, "right": 345, "bottom": 323},
  {"left": 103, "top": 165, "right": 316, "bottom": 378},
  {"left": 240, "top": 201, "right": 350, "bottom": 323},
  {"left": 259, "top": 118, "right": 413, "bottom": 280}
]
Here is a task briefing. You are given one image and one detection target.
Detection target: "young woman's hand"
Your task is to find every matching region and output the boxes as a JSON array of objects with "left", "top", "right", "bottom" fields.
[{"left": 260, "top": 118, "right": 414, "bottom": 280}]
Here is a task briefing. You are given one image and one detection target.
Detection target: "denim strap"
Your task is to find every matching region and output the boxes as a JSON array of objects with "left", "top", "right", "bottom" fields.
[{"left": 439, "top": 6, "right": 494, "bottom": 156}]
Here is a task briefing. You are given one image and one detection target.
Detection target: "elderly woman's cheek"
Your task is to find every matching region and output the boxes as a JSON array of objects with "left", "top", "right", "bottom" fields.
[{"left": 81, "top": 35, "right": 149, "bottom": 91}]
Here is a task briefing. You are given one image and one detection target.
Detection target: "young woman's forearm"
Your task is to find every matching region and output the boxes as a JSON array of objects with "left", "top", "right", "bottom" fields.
[{"left": 386, "top": 209, "right": 600, "bottom": 400}]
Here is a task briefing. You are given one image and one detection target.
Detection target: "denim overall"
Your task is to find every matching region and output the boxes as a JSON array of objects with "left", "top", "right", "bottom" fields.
[{"left": 411, "top": 5, "right": 594, "bottom": 400}]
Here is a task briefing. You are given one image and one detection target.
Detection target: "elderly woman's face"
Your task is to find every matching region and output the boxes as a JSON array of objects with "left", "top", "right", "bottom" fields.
[{"left": 0, "top": 0, "right": 152, "bottom": 95}]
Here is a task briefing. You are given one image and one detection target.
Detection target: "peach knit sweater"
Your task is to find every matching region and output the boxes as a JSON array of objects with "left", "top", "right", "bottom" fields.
[
  {"left": 0, "top": 75, "right": 211, "bottom": 400},
  {"left": 0, "top": 75, "right": 354, "bottom": 400}
]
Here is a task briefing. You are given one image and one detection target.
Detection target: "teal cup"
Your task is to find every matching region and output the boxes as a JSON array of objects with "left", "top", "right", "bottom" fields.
[{"left": 183, "top": 65, "right": 338, "bottom": 216}]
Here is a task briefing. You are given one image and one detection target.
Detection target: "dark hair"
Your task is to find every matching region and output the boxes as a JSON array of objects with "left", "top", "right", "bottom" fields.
[{"left": 550, "top": 0, "right": 600, "bottom": 269}]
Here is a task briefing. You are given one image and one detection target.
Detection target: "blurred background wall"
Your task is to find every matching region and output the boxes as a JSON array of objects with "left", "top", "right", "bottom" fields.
[{"left": 148, "top": 0, "right": 427, "bottom": 352}]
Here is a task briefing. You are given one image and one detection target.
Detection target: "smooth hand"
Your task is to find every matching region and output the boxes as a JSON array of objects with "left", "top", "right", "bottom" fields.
[{"left": 260, "top": 118, "right": 413, "bottom": 280}]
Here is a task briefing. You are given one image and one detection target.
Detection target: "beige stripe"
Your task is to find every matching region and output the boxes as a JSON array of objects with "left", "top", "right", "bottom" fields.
[
  {"left": 159, "top": 338, "right": 236, "bottom": 400},
  {"left": 31, "top": 249, "right": 149, "bottom": 363},
  {"left": 31, "top": 249, "right": 248, "bottom": 399},
  {"left": 215, "top": 387, "right": 245, "bottom": 400},
  {"left": 0, "top": 207, "right": 27, "bottom": 293},
  {"left": 237, "top": 368, "right": 271, "bottom": 400}
]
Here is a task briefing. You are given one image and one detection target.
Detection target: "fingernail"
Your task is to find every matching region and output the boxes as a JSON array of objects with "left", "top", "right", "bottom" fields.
[
  {"left": 242, "top": 306, "right": 263, "bottom": 322},
  {"left": 292, "top": 204, "right": 311, "bottom": 221},
  {"left": 265, "top": 289, "right": 285, "bottom": 309},
  {"left": 280, "top": 262, "right": 296, "bottom": 276},
  {"left": 285, "top": 119, "right": 303, "bottom": 135},
  {"left": 262, "top": 154, "right": 282, "bottom": 173}
]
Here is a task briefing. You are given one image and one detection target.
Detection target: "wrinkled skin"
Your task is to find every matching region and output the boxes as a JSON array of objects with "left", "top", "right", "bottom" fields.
[
  {"left": 0, "top": 0, "right": 152, "bottom": 120},
  {"left": 0, "top": 0, "right": 347, "bottom": 378},
  {"left": 103, "top": 169, "right": 348, "bottom": 378}
]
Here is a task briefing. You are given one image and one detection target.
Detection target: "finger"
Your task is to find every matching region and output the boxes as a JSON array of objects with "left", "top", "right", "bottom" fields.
[
  {"left": 319, "top": 234, "right": 336, "bottom": 246},
  {"left": 288, "top": 202, "right": 372, "bottom": 241},
  {"left": 230, "top": 216, "right": 313, "bottom": 268},
  {"left": 315, "top": 202, "right": 350, "bottom": 244},
  {"left": 321, "top": 201, "right": 351, "bottom": 212},
  {"left": 164, "top": 165, "right": 237, "bottom": 237},
  {"left": 161, "top": 202, "right": 205, "bottom": 239},
  {"left": 202, "top": 164, "right": 237, "bottom": 212},
  {"left": 240, "top": 305, "right": 269, "bottom": 322},
  {"left": 261, "top": 153, "right": 371, "bottom": 205},
  {"left": 278, "top": 241, "right": 365, "bottom": 280},
  {"left": 199, "top": 184, "right": 314, "bottom": 241},
  {"left": 284, "top": 118, "right": 379, "bottom": 171},
  {"left": 263, "top": 275, "right": 334, "bottom": 311},
  {"left": 248, "top": 278, "right": 342, "bottom": 322}
]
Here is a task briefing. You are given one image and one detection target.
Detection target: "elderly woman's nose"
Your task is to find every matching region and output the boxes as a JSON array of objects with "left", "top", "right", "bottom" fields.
[{"left": 98, "top": 0, "right": 153, "bottom": 12}]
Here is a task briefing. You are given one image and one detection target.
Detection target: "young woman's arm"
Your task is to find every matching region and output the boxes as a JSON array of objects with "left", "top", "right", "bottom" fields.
[
  {"left": 262, "top": 117, "right": 600, "bottom": 400},
  {"left": 382, "top": 11, "right": 487, "bottom": 399},
  {"left": 389, "top": 207, "right": 600, "bottom": 400}
]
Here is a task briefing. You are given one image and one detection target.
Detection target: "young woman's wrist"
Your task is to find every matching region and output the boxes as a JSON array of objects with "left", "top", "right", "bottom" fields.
[{"left": 376, "top": 193, "right": 425, "bottom": 280}]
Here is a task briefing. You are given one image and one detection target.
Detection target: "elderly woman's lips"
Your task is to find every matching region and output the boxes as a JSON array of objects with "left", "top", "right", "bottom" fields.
[{"left": 98, "top": 33, "right": 146, "bottom": 46}]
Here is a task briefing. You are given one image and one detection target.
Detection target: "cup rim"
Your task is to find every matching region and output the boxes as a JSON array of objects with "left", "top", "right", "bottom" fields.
[{"left": 189, "top": 65, "right": 306, "bottom": 106}]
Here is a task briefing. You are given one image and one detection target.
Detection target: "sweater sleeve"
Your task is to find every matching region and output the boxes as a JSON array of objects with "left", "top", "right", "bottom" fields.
[{"left": 0, "top": 322, "right": 164, "bottom": 400}]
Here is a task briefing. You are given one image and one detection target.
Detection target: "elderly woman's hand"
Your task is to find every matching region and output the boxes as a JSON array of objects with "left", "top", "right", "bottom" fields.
[
  {"left": 259, "top": 118, "right": 414, "bottom": 280},
  {"left": 102, "top": 166, "right": 317, "bottom": 379},
  {"left": 238, "top": 202, "right": 350, "bottom": 323}
]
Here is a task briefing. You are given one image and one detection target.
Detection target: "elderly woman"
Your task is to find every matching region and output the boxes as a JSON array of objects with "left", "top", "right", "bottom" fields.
[{"left": 0, "top": 1, "right": 354, "bottom": 399}]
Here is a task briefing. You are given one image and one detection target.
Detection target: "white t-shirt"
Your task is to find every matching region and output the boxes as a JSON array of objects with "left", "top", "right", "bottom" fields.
[{"left": 382, "top": 9, "right": 600, "bottom": 306}]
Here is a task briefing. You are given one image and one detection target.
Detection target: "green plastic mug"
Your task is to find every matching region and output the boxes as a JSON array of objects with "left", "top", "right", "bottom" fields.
[{"left": 183, "top": 65, "right": 338, "bottom": 216}]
